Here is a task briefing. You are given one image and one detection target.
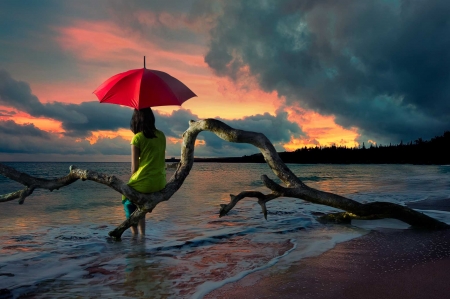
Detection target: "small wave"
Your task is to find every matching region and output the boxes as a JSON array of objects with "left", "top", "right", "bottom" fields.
[
  {"left": 59, "top": 252, "right": 101, "bottom": 261},
  {"left": 273, "top": 226, "right": 305, "bottom": 234},
  {"left": 3, "top": 244, "right": 41, "bottom": 252},
  {"left": 10, "top": 235, "right": 34, "bottom": 242},
  {"left": 55, "top": 235, "right": 91, "bottom": 241},
  {"left": 249, "top": 180, "right": 264, "bottom": 187},
  {"left": 149, "top": 229, "right": 254, "bottom": 252},
  {"left": 266, "top": 210, "right": 296, "bottom": 215},
  {"left": 192, "top": 238, "right": 298, "bottom": 299},
  {"left": 299, "top": 175, "right": 333, "bottom": 182}
]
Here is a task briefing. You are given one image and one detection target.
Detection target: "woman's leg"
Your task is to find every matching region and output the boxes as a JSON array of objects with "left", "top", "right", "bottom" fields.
[
  {"left": 137, "top": 217, "right": 145, "bottom": 235},
  {"left": 130, "top": 225, "right": 138, "bottom": 235},
  {"left": 123, "top": 198, "right": 138, "bottom": 234}
]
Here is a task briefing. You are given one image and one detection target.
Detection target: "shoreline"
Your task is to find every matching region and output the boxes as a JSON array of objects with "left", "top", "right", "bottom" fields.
[{"left": 205, "top": 228, "right": 450, "bottom": 299}]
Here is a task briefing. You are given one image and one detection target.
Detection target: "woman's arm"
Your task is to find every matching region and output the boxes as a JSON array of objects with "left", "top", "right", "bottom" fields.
[{"left": 131, "top": 145, "right": 140, "bottom": 174}]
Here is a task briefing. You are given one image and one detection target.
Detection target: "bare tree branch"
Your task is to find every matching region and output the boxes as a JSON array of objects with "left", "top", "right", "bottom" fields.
[
  {"left": 219, "top": 191, "right": 280, "bottom": 220},
  {"left": 0, "top": 189, "right": 27, "bottom": 203}
]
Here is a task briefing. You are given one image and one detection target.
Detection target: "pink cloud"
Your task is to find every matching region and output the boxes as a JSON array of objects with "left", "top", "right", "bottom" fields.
[
  {"left": 49, "top": 20, "right": 211, "bottom": 106},
  {"left": 30, "top": 80, "right": 96, "bottom": 105},
  {"left": 55, "top": 20, "right": 206, "bottom": 70},
  {"left": 49, "top": 20, "right": 286, "bottom": 120}
]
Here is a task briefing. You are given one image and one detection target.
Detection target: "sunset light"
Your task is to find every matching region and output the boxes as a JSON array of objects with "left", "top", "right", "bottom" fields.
[
  {"left": 2, "top": 2, "right": 450, "bottom": 299},
  {"left": 1, "top": 1, "right": 448, "bottom": 162}
]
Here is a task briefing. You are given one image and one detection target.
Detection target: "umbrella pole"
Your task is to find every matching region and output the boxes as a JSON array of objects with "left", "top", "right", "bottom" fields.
[{"left": 144, "top": 56, "right": 146, "bottom": 69}]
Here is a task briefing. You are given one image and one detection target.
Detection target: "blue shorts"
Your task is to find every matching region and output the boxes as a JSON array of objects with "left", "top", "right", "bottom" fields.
[{"left": 123, "top": 198, "right": 137, "bottom": 219}]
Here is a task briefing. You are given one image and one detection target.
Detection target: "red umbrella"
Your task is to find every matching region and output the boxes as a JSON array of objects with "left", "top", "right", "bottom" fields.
[{"left": 93, "top": 59, "right": 196, "bottom": 109}]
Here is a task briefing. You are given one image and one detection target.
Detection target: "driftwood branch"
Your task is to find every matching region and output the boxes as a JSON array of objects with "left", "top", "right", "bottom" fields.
[
  {"left": 219, "top": 191, "right": 280, "bottom": 220},
  {"left": 0, "top": 163, "right": 78, "bottom": 204},
  {"left": 0, "top": 118, "right": 448, "bottom": 240}
]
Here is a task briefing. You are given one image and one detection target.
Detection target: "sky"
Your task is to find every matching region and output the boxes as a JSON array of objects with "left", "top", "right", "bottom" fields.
[{"left": 1, "top": 0, "right": 449, "bottom": 162}]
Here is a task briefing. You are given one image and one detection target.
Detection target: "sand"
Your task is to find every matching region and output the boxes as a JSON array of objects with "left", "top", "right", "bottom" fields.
[{"left": 205, "top": 228, "right": 450, "bottom": 299}]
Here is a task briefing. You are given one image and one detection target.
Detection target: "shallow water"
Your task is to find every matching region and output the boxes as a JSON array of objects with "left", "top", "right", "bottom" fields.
[{"left": 0, "top": 163, "right": 449, "bottom": 298}]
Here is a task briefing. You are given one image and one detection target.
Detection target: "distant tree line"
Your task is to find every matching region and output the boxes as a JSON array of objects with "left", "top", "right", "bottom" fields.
[{"left": 191, "top": 131, "right": 450, "bottom": 165}]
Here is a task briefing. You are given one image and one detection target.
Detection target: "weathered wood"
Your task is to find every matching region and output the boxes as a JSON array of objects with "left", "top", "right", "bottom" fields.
[
  {"left": 0, "top": 163, "right": 78, "bottom": 204},
  {"left": 0, "top": 119, "right": 448, "bottom": 240}
]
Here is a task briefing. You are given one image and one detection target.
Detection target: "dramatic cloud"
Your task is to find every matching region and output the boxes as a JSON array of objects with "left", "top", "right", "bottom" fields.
[
  {"left": 0, "top": 1, "right": 112, "bottom": 84},
  {"left": 156, "top": 108, "right": 304, "bottom": 157},
  {"left": 0, "top": 109, "right": 16, "bottom": 117},
  {"left": 0, "top": 120, "right": 50, "bottom": 140},
  {"left": 0, "top": 70, "right": 132, "bottom": 137},
  {"left": 205, "top": 0, "right": 450, "bottom": 143},
  {"left": 1, "top": 70, "right": 303, "bottom": 157},
  {"left": 0, "top": 120, "right": 129, "bottom": 156},
  {"left": 107, "top": 0, "right": 216, "bottom": 49}
]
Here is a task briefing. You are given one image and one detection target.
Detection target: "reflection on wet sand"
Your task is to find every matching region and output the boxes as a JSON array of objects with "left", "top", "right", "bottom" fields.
[{"left": 113, "top": 239, "right": 174, "bottom": 298}]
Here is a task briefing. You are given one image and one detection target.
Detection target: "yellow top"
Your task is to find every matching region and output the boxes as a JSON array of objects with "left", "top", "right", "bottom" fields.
[{"left": 122, "top": 130, "right": 166, "bottom": 200}]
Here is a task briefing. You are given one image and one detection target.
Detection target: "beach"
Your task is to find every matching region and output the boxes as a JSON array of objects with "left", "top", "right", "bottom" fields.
[{"left": 206, "top": 228, "right": 450, "bottom": 299}]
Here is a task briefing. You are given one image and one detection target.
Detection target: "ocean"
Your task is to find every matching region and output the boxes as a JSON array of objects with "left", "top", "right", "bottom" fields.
[{"left": 1, "top": 162, "right": 450, "bottom": 298}]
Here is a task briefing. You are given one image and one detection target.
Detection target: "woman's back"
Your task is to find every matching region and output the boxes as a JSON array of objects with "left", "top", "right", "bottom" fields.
[
  {"left": 126, "top": 129, "right": 166, "bottom": 195},
  {"left": 122, "top": 107, "right": 166, "bottom": 234}
]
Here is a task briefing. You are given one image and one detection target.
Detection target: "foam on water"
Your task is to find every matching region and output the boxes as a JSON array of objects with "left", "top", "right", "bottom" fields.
[
  {"left": 191, "top": 238, "right": 298, "bottom": 299},
  {"left": 418, "top": 209, "right": 450, "bottom": 224}
]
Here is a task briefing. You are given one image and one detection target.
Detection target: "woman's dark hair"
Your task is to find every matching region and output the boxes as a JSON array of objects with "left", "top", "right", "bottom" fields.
[{"left": 130, "top": 107, "right": 157, "bottom": 138}]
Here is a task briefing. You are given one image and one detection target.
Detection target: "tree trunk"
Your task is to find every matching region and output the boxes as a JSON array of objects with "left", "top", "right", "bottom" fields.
[{"left": 0, "top": 119, "right": 447, "bottom": 240}]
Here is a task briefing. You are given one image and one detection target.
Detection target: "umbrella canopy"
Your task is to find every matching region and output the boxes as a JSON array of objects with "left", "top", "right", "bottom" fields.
[{"left": 93, "top": 68, "right": 196, "bottom": 110}]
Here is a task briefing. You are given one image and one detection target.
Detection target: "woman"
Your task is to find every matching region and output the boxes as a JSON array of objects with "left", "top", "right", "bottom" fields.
[{"left": 122, "top": 107, "right": 166, "bottom": 235}]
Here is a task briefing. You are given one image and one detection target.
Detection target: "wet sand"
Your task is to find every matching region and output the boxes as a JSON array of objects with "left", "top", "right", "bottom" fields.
[{"left": 205, "top": 229, "right": 450, "bottom": 299}]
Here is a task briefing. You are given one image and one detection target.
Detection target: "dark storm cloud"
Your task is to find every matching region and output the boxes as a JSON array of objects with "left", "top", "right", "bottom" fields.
[
  {"left": 0, "top": 1, "right": 110, "bottom": 81},
  {"left": 0, "top": 120, "right": 50, "bottom": 139},
  {"left": 204, "top": 0, "right": 450, "bottom": 143},
  {"left": 155, "top": 108, "right": 199, "bottom": 138},
  {"left": 0, "top": 120, "right": 129, "bottom": 155},
  {"left": 0, "top": 109, "right": 15, "bottom": 117},
  {"left": 108, "top": 0, "right": 207, "bottom": 47},
  {"left": 224, "top": 110, "right": 301, "bottom": 144},
  {"left": 53, "top": 102, "right": 132, "bottom": 137},
  {"left": 0, "top": 70, "right": 132, "bottom": 137},
  {"left": 0, "top": 1, "right": 63, "bottom": 41},
  {"left": 156, "top": 108, "right": 302, "bottom": 142},
  {"left": 156, "top": 108, "right": 303, "bottom": 157}
]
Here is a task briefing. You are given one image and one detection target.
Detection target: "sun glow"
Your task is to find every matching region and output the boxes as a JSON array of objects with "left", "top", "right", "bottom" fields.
[
  {"left": 0, "top": 109, "right": 65, "bottom": 134},
  {"left": 85, "top": 128, "right": 133, "bottom": 145},
  {"left": 283, "top": 106, "right": 360, "bottom": 151}
]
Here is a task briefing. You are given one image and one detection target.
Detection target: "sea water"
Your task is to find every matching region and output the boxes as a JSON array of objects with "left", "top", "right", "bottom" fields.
[{"left": 0, "top": 163, "right": 449, "bottom": 298}]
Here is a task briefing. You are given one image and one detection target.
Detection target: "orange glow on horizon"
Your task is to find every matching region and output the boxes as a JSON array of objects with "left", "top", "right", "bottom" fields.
[
  {"left": 166, "top": 136, "right": 204, "bottom": 147},
  {"left": 85, "top": 128, "right": 133, "bottom": 144},
  {"left": 181, "top": 69, "right": 282, "bottom": 119},
  {"left": 195, "top": 139, "right": 206, "bottom": 146},
  {"left": 0, "top": 109, "right": 65, "bottom": 134},
  {"left": 167, "top": 136, "right": 182, "bottom": 145},
  {"left": 283, "top": 106, "right": 360, "bottom": 151}
]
